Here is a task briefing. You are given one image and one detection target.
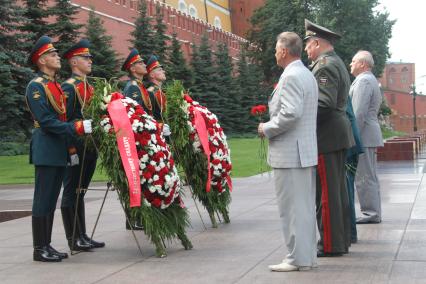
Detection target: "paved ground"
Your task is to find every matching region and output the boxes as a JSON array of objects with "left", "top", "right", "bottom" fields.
[{"left": 1, "top": 157, "right": 426, "bottom": 284}]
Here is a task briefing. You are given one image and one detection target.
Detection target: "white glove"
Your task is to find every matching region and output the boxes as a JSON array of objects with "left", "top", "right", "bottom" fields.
[
  {"left": 69, "top": 154, "right": 80, "bottom": 166},
  {"left": 83, "top": 119, "right": 92, "bottom": 134},
  {"left": 162, "top": 124, "right": 171, "bottom": 136}
]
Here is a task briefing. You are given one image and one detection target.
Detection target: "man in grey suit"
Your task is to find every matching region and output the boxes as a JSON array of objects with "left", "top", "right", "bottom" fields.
[
  {"left": 258, "top": 32, "right": 318, "bottom": 272},
  {"left": 350, "top": 50, "right": 383, "bottom": 224}
]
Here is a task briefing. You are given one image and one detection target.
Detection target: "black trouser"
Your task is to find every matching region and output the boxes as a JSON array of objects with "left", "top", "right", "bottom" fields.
[
  {"left": 62, "top": 148, "right": 97, "bottom": 208},
  {"left": 33, "top": 166, "right": 65, "bottom": 217}
]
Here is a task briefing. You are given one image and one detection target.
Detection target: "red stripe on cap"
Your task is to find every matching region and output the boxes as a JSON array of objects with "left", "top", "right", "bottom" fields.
[
  {"left": 146, "top": 61, "right": 160, "bottom": 74},
  {"left": 31, "top": 43, "right": 55, "bottom": 64},
  {"left": 64, "top": 47, "right": 90, "bottom": 59},
  {"left": 124, "top": 55, "right": 142, "bottom": 70}
]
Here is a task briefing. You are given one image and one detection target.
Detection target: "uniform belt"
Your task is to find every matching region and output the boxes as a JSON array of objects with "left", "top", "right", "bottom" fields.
[{"left": 34, "top": 121, "right": 40, "bottom": 128}]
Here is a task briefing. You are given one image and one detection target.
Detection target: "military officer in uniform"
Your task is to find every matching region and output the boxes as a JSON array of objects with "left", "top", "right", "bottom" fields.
[
  {"left": 121, "top": 48, "right": 152, "bottom": 230},
  {"left": 145, "top": 55, "right": 171, "bottom": 135},
  {"left": 122, "top": 49, "right": 154, "bottom": 116},
  {"left": 61, "top": 39, "right": 105, "bottom": 251},
  {"left": 304, "top": 20, "right": 355, "bottom": 257},
  {"left": 26, "top": 35, "right": 92, "bottom": 262}
]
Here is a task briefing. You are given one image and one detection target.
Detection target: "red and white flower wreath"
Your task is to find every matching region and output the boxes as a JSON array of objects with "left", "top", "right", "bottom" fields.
[
  {"left": 100, "top": 93, "right": 183, "bottom": 209},
  {"left": 183, "top": 94, "right": 232, "bottom": 193}
]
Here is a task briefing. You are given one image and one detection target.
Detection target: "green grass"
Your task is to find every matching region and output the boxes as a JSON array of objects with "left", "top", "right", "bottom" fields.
[
  {"left": 0, "top": 138, "right": 269, "bottom": 185},
  {"left": 381, "top": 127, "right": 406, "bottom": 140}
]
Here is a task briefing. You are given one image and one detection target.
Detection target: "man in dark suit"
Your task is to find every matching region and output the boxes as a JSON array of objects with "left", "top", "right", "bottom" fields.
[
  {"left": 304, "top": 20, "right": 355, "bottom": 257},
  {"left": 26, "top": 35, "right": 92, "bottom": 262},
  {"left": 61, "top": 39, "right": 105, "bottom": 251}
]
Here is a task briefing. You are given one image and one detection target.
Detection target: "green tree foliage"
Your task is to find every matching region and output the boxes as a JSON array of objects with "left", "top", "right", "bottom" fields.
[
  {"left": 0, "top": 0, "right": 34, "bottom": 144},
  {"left": 50, "top": 0, "right": 84, "bottom": 78},
  {"left": 190, "top": 34, "right": 219, "bottom": 111},
  {"left": 85, "top": 9, "right": 120, "bottom": 79},
  {"left": 247, "top": 0, "right": 312, "bottom": 83},
  {"left": 166, "top": 32, "right": 192, "bottom": 88},
  {"left": 233, "top": 47, "right": 267, "bottom": 135},
  {"left": 213, "top": 42, "right": 236, "bottom": 133},
  {"left": 152, "top": 3, "right": 168, "bottom": 61},
  {"left": 130, "top": 0, "right": 155, "bottom": 56},
  {"left": 314, "top": 0, "right": 395, "bottom": 77},
  {"left": 21, "top": 0, "right": 51, "bottom": 52},
  {"left": 247, "top": 0, "right": 394, "bottom": 80}
]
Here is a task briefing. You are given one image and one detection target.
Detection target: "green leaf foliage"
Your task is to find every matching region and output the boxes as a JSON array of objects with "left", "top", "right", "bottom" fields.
[
  {"left": 164, "top": 81, "right": 231, "bottom": 227},
  {"left": 0, "top": 0, "right": 34, "bottom": 142},
  {"left": 166, "top": 32, "right": 192, "bottom": 89},
  {"left": 130, "top": 0, "right": 156, "bottom": 56},
  {"left": 49, "top": 0, "right": 84, "bottom": 79},
  {"left": 85, "top": 9, "right": 121, "bottom": 80}
]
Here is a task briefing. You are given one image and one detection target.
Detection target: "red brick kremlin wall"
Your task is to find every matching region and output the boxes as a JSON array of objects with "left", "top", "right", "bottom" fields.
[
  {"left": 54, "top": 0, "right": 247, "bottom": 60},
  {"left": 229, "top": 0, "right": 265, "bottom": 38},
  {"left": 378, "top": 62, "right": 426, "bottom": 132}
]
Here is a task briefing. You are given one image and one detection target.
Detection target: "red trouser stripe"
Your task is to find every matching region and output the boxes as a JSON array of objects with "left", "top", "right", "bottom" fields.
[{"left": 318, "top": 154, "right": 332, "bottom": 253}]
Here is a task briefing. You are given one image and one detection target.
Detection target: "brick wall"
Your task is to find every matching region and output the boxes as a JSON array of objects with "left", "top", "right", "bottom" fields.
[
  {"left": 60, "top": 0, "right": 247, "bottom": 60},
  {"left": 229, "top": 0, "right": 265, "bottom": 38}
]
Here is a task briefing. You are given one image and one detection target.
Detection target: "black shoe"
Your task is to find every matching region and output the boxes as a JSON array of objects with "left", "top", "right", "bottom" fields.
[
  {"left": 125, "top": 221, "right": 144, "bottom": 230},
  {"left": 81, "top": 233, "right": 105, "bottom": 248},
  {"left": 33, "top": 246, "right": 62, "bottom": 262},
  {"left": 317, "top": 251, "right": 343, "bottom": 257},
  {"left": 47, "top": 245, "right": 68, "bottom": 259}
]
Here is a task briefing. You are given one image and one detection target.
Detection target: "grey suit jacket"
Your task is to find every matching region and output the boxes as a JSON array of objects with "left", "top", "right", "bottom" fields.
[
  {"left": 263, "top": 60, "right": 318, "bottom": 168},
  {"left": 350, "top": 71, "right": 383, "bottom": 147}
]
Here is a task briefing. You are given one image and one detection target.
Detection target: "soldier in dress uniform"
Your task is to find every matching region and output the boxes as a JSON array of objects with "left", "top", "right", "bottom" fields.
[
  {"left": 61, "top": 39, "right": 105, "bottom": 251},
  {"left": 145, "top": 55, "right": 171, "bottom": 136},
  {"left": 304, "top": 20, "right": 355, "bottom": 257},
  {"left": 26, "top": 35, "right": 93, "bottom": 262},
  {"left": 122, "top": 49, "right": 154, "bottom": 116},
  {"left": 121, "top": 48, "right": 152, "bottom": 230}
]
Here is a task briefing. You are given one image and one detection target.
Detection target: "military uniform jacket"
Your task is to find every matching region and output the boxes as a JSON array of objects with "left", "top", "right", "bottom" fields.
[
  {"left": 25, "top": 73, "right": 78, "bottom": 166},
  {"left": 311, "top": 51, "right": 355, "bottom": 154},
  {"left": 62, "top": 75, "right": 96, "bottom": 154},
  {"left": 146, "top": 81, "right": 167, "bottom": 122},
  {"left": 123, "top": 78, "right": 154, "bottom": 116}
]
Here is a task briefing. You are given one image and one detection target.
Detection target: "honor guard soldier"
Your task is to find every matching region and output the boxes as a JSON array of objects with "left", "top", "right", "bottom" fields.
[
  {"left": 122, "top": 49, "right": 154, "bottom": 116},
  {"left": 61, "top": 39, "right": 105, "bottom": 251},
  {"left": 145, "top": 55, "right": 171, "bottom": 136},
  {"left": 26, "top": 35, "right": 93, "bottom": 262},
  {"left": 304, "top": 20, "right": 355, "bottom": 257},
  {"left": 121, "top": 48, "right": 152, "bottom": 230}
]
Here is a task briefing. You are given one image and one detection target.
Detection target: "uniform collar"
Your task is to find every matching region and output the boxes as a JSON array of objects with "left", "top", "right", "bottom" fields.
[
  {"left": 38, "top": 71, "right": 55, "bottom": 82},
  {"left": 309, "top": 50, "right": 335, "bottom": 70}
]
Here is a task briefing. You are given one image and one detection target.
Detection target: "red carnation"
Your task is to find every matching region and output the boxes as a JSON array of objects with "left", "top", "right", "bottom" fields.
[
  {"left": 110, "top": 92, "right": 124, "bottom": 101},
  {"left": 152, "top": 198, "right": 162, "bottom": 207},
  {"left": 143, "top": 171, "right": 153, "bottom": 180},
  {"left": 212, "top": 159, "right": 220, "bottom": 165},
  {"left": 251, "top": 105, "right": 267, "bottom": 116},
  {"left": 208, "top": 128, "right": 215, "bottom": 136},
  {"left": 183, "top": 94, "right": 193, "bottom": 103},
  {"left": 146, "top": 164, "right": 156, "bottom": 173}
]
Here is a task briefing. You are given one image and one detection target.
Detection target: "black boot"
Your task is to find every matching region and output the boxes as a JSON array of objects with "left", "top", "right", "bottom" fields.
[
  {"left": 46, "top": 212, "right": 68, "bottom": 259},
  {"left": 32, "top": 216, "right": 61, "bottom": 262},
  {"left": 77, "top": 199, "right": 105, "bottom": 248},
  {"left": 125, "top": 208, "right": 144, "bottom": 230},
  {"left": 61, "top": 207, "right": 91, "bottom": 252}
]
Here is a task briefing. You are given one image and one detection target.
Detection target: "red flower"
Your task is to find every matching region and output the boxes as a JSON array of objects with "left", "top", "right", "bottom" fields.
[
  {"left": 110, "top": 92, "right": 124, "bottom": 101},
  {"left": 212, "top": 159, "right": 220, "bottom": 165},
  {"left": 152, "top": 198, "right": 161, "bottom": 207},
  {"left": 251, "top": 105, "right": 267, "bottom": 116},
  {"left": 143, "top": 171, "right": 152, "bottom": 180},
  {"left": 183, "top": 94, "right": 193, "bottom": 103},
  {"left": 208, "top": 128, "right": 215, "bottom": 136}
]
